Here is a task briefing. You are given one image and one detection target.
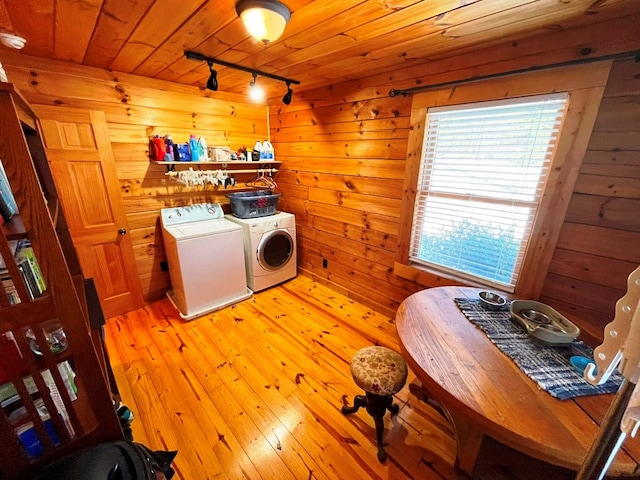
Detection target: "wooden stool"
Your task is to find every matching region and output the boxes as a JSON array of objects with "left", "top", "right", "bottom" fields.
[{"left": 342, "top": 346, "right": 408, "bottom": 462}]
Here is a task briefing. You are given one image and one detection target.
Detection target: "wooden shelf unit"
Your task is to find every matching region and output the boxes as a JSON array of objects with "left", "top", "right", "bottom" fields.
[{"left": 0, "top": 83, "right": 122, "bottom": 479}]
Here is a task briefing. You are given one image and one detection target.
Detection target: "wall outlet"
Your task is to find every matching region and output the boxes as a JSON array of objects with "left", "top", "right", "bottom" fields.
[{"left": 322, "top": 258, "right": 328, "bottom": 269}]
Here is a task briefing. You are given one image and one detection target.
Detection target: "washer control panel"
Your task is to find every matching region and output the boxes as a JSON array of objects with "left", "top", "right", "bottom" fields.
[{"left": 161, "top": 203, "right": 224, "bottom": 227}]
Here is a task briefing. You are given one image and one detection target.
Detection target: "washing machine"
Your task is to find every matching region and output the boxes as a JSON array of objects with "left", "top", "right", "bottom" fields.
[
  {"left": 226, "top": 212, "right": 297, "bottom": 292},
  {"left": 161, "top": 203, "right": 252, "bottom": 320}
]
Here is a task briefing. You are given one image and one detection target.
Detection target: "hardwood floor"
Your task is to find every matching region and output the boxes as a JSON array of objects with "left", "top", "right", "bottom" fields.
[
  {"left": 104, "top": 275, "right": 576, "bottom": 479},
  {"left": 104, "top": 275, "right": 460, "bottom": 479}
]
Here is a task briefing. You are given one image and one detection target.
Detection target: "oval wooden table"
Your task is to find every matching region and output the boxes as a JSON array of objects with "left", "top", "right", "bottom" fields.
[{"left": 395, "top": 286, "right": 640, "bottom": 476}]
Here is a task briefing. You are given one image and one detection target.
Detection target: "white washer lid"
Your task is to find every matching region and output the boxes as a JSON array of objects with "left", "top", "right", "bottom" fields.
[{"left": 163, "top": 217, "right": 240, "bottom": 240}]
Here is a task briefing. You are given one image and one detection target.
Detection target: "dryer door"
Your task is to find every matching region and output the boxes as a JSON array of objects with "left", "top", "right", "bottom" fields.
[{"left": 257, "top": 229, "right": 294, "bottom": 271}]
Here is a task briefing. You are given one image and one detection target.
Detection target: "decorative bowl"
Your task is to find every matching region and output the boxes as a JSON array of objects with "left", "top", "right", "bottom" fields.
[
  {"left": 478, "top": 291, "right": 507, "bottom": 311},
  {"left": 510, "top": 300, "right": 580, "bottom": 346}
]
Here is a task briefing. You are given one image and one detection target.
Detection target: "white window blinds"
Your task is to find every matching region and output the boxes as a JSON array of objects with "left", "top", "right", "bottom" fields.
[{"left": 409, "top": 93, "right": 569, "bottom": 290}]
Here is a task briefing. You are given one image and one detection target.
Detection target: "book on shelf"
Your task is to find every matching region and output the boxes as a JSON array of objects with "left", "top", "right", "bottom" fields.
[
  {"left": 16, "top": 245, "right": 46, "bottom": 296},
  {"left": 0, "top": 158, "right": 17, "bottom": 222},
  {"left": 1, "top": 277, "right": 19, "bottom": 305},
  {"left": 17, "top": 262, "right": 39, "bottom": 300},
  {"left": 3, "top": 240, "right": 47, "bottom": 301}
]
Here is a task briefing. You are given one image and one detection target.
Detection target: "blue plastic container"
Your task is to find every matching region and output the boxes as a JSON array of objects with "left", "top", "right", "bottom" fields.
[{"left": 189, "top": 135, "right": 199, "bottom": 161}]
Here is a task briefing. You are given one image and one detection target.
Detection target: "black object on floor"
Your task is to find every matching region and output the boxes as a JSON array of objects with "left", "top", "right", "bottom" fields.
[
  {"left": 117, "top": 405, "right": 134, "bottom": 441},
  {"left": 31, "top": 440, "right": 177, "bottom": 480}
]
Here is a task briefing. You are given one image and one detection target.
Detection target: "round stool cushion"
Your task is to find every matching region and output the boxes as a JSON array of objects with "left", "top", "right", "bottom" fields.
[{"left": 350, "top": 346, "right": 408, "bottom": 396}]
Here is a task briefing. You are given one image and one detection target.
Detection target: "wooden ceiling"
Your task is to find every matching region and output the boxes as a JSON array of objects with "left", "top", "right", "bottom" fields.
[{"left": 0, "top": 0, "right": 637, "bottom": 100}]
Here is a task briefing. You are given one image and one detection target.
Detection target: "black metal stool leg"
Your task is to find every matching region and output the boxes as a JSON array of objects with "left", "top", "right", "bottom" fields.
[
  {"left": 386, "top": 395, "right": 400, "bottom": 415},
  {"left": 373, "top": 414, "right": 387, "bottom": 462},
  {"left": 341, "top": 394, "right": 367, "bottom": 415},
  {"left": 365, "top": 392, "right": 396, "bottom": 462}
]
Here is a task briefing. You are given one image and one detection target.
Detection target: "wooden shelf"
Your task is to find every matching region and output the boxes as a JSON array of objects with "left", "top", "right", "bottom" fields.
[
  {"left": 2, "top": 214, "right": 27, "bottom": 240},
  {"left": 0, "top": 85, "right": 123, "bottom": 479},
  {"left": 155, "top": 160, "right": 280, "bottom": 167}
]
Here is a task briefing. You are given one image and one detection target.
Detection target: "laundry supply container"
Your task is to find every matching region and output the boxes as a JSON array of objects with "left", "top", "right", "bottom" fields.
[{"left": 226, "top": 190, "right": 280, "bottom": 218}]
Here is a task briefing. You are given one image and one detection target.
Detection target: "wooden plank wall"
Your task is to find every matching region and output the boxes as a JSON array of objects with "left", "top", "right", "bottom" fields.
[
  {"left": 540, "top": 59, "right": 640, "bottom": 346},
  {"left": 0, "top": 12, "right": 638, "bottom": 342},
  {"left": 271, "top": 15, "right": 640, "bottom": 337},
  {"left": 1, "top": 53, "right": 269, "bottom": 301}
]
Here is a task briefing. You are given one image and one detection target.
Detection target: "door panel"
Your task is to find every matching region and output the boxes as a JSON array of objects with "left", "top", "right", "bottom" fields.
[
  {"left": 67, "top": 161, "right": 113, "bottom": 226},
  {"left": 34, "top": 106, "right": 143, "bottom": 317}
]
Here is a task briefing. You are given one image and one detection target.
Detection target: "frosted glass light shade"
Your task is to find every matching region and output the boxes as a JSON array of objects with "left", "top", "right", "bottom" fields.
[{"left": 236, "top": 0, "right": 290, "bottom": 44}]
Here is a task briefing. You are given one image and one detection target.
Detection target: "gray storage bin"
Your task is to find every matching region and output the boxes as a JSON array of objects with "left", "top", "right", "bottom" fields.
[{"left": 226, "top": 190, "right": 280, "bottom": 218}]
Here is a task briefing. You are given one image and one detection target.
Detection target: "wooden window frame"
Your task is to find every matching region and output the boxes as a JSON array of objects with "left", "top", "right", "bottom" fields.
[{"left": 394, "top": 61, "right": 612, "bottom": 300}]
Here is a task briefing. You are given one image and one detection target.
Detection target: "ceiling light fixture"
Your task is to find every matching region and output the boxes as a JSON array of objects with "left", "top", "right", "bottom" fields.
[
  {"left": 206, "top": 61, "right": 218, "bottom": 91},
  {"left": 249, "top": 72, "right": 264, "bottom": 101},
  {"left": 185, "top": 51, "right": 299, "bottom": 104},
  {"left": 235, "top": 0, "right": 290, "bottom": 45},
  {"left": 282, "top": 81, "right": 293, "bottom": 105},
  {"left": 0, "top": 32, "right": 27, "bottom": 50}
]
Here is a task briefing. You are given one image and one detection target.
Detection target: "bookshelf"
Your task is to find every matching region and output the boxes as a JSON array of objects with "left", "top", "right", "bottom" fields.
[{"left": 0, "top": 83, "right": 123, "bottom": 479}]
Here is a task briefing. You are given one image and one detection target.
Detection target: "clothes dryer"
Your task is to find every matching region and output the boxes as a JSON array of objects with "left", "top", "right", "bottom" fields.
[
  {"left": 161, "top": 203, "right": 252, "bottom": 320},
  {"left": 226, "top": 212, "right": 297, "bottom": 292}
]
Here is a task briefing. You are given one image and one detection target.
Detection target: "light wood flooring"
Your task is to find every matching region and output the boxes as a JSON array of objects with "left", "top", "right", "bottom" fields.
[{"left": 104, "top": 275, "right": 572, "bottom": 479}]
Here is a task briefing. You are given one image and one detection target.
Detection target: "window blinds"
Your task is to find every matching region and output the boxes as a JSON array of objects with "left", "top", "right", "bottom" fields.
[{"left": 409, "top": 93, "right": 569, "bottom": 290}]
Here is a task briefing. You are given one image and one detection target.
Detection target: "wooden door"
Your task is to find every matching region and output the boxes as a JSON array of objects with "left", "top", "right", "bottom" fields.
[{"left": 33, "top": 106, "right": 144, "bottom": 318}]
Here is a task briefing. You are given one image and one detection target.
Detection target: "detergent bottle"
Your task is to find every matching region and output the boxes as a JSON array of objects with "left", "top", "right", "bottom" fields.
[
  {"left": 198, "top": 136, "right": 209, "bottom": 161},
  {"left": 163, "top": 134, "right": 175, "bottom": 162},
  {"left": 262, "top": 140, "right": 274, "bottom": 160},
  {"left": 252, "top": 140, "right": 263, "bottom": 162},
  {"left": 150, "top": 134, "right": 165, "bottom": 161},
  {"left": 189, "top": 134, "right": 200, "bottom": 161}
]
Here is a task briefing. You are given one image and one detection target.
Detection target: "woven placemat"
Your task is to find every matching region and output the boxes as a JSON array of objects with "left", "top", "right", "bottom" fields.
[{"left": 454, "top": 298, "right": 623, "bottom": 400}]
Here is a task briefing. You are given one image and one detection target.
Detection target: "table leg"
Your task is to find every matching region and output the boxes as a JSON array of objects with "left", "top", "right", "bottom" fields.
[
  {"left": 408, "top": 379, "right": 484, "bottom": 475},
  {"left": 447, "top": 409, "right": 485, "bottom": 476}
]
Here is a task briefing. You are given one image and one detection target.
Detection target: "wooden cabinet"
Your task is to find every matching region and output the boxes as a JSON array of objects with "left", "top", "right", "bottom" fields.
[{"left": 0, "top": 84, "right": 122, "bottom": 479}]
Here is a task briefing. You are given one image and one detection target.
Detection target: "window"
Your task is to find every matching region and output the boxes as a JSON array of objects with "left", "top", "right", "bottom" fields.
[
  {"left": 395, "top": 62, "right": 611, "bottom": 299},
  {"left": 409, "top": 94, "right": 569, "bottom": 291}
]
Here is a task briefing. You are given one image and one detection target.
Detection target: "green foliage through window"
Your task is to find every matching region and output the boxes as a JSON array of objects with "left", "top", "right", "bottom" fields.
[{"left": 417, "top": 219, "right": 521, "bottom": 285}]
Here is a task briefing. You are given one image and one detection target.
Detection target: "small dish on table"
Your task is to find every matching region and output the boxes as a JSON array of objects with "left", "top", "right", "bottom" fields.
[
  {"left": 510, "top": 300, "right": 580, "bottom": 346},
  {"left": 478, "top": 291, "right": 507, "bottom": 311}
]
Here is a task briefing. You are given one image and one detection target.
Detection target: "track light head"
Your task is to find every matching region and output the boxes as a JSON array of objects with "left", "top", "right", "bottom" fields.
[
  {"left": 249, "top": 72, "right": 264, "bottom": 101},
  {"left": 282, "top": 81, "right": 293, "bottom": 105},
  {"left": 206, "top": 61, "right": 218, "bottom": 91}
]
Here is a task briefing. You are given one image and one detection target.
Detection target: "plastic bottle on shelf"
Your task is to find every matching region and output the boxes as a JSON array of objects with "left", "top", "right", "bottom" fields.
[
  {"left": 253, "top": 140, "right": 263, "bottom": 161},
  {"left": 151, "top": 134, "right": 165, "bottom": 161},
  {"left": 262, "top": 140, "right": 274, "bottom": 160},
  {"left": 198, "top": 136, "right": 209, "bottom": 161},
  {"left": 163, "top": 134, "right": 175, "bottom": 162},
  {"left": 189, "top": 134, "right": 200, "bottom": 161}
]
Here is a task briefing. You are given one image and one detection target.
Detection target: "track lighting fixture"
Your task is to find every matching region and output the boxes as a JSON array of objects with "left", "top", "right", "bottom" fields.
[
  {"left": 185, "top": 51, "right": 300, "bottom": 104},
  {"left": 282, "top": 81, "right": 293, "bottom": 105},
  {"left": 206, "top": 61, "right": 218, "bottom": 91}
]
